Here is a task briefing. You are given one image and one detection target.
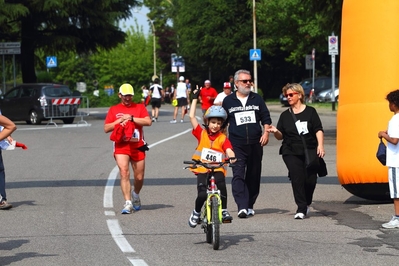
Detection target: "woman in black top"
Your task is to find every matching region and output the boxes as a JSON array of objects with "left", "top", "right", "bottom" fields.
[{"left": 268, "top": 83, "right": 325, "bottom": 219}]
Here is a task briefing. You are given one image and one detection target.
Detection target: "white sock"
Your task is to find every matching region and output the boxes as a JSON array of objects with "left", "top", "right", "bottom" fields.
[{"left": 126, "top": 200, "right": 132, "bottom": 205}]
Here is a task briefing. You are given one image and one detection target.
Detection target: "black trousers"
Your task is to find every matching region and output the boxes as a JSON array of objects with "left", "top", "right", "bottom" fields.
[
  {"left": 231, "top": 143, "right": 263, "bottom": 211},
  {"left": 194, "top": 171, "right": 227, "bottom": 213},
  {"left": 283, "top": 154, "right": 317, "bottom": 214}
]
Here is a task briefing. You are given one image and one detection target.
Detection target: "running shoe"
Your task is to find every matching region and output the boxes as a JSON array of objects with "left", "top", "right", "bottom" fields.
[
  {"left": 238, "top": 209, "right": 247, "bottom": 218},
  {"left": 132, "top": 196, "right": 141, "bottom": 211},
  {"left": 294, "top": 213, "right": 305, "bottom": 219},
  {"left": 222, "top": 210, "right": 233, "bottom": 222},
  {"left": 0, "top": 200, "right": 12, "bottom": 210},
  {"left": 247, "top": 208, "right": 255, "bottom": 217},
  {"left": 121, "top": 202, "right": 133, "bottom": 214},
  {"left": 382, "top": 216, "right": 399, "bottom": 229}
]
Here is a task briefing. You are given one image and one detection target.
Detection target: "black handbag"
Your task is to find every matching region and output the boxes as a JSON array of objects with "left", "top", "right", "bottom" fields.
[
  {"left": 376, "top": 138, "right": 386, "bottom": 166},
  {"left": 289, "top": 108, "right": 327, "bottom": 176}
]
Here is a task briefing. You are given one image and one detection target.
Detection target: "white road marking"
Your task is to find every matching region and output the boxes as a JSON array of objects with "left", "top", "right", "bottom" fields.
[
  {"left": 104, "top": 128, "right": 192, "bottom": 265},
  {"left": 107, "top": 219, "right": 135, "bottom": 253}
]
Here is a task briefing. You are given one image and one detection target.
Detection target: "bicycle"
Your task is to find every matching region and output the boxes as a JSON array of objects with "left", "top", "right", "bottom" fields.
[{"left": 184, "top": 158, "right": 234, "bottom": 250}]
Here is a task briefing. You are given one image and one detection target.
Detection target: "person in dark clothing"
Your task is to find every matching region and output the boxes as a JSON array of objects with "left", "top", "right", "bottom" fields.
[
  {"left": 268, "top": 83, "right": 325, "bottom": 219},
  {"left": 222, "top": 69, "right": 272, "bottom": 218}
]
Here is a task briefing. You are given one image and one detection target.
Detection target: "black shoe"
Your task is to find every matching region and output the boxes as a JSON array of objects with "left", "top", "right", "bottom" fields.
[{"left": 222, "top": 210, "right": 233, "bottom": 223}]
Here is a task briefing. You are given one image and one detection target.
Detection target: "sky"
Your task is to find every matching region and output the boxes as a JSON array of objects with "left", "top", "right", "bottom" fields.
[{"left": 119, "top": 6, "right": 151, "bottom": 34}]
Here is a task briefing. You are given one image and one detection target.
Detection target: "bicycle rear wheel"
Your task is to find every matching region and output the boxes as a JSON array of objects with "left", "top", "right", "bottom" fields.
[{"left": 211, "top": 196, "right": 220, "bottom": 250}]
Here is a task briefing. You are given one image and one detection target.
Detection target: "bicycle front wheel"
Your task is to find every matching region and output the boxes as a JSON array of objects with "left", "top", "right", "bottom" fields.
[{"left": 211, "top": 196, "right": 220, "bottom": 250}]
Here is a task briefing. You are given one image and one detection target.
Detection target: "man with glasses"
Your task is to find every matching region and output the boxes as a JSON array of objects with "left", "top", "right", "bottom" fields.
[
  {"left": 104, "top": 84, "right": 152, "bottom": 214},
  {"left": 222, "top": 69, "right": 272, "bottom": 218}
]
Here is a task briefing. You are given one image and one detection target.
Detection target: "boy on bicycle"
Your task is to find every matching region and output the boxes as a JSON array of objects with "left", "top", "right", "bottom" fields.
[{"left": 188, "top": 86, "right": 236, "bottom": 228}]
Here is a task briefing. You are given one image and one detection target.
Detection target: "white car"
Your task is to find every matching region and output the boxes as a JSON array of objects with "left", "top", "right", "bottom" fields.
[{"left": 316, "top": 88, "right": 339, "bottom": 102}]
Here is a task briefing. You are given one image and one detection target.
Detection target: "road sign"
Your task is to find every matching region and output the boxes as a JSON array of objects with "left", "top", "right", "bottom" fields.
[
  {"left": 249, "top": 49, "right": 261, "bottom": 61},
  {"left": 0, "top": 42, "right": 20, "bottom": 49},
  {"left": 0, "top": 48, "right": 21, "bottom": 55},
  {"left": 328, "top": 36, "right": 339, "bottom": 55},
  {"left": 0, "top": 42, "right": 21, "bottom": 54},
  {"left": 305, "top": 55, "right": 313, "bottom": 70},
  {"left": 46, "top": 56, "right": 57, "bottom": 68}
]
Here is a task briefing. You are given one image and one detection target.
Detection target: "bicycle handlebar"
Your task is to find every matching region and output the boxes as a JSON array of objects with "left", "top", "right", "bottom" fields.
[{"left": 183, "top": 158, "right": 235, "bottom": 170}]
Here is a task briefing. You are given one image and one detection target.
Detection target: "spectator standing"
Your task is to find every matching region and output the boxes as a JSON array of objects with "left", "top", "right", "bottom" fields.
[
  {"left": 214, "top": 82, "right": 233, "bottom": 106},
  {"left": 164, "top": 86, "right": 171, "bottom": 104},
  {"left": 141, "top": 85, "right": 149, "bottom": 106},
  {"left": 229, "top": 75, "right": 235, "bottom": 90},
  {"left": 378, "top": 89, "right": 399, "bottom": 229},
  {"left": 222, "top": 69, "right": 272, "bottom": 218},
  {"left": 149, "top": 78, "right": 164, "bottom": 122},
  {"left": 198, "top": 80, "right": 218, "bottom": 115},
  {"left": 0, "top": 114, "right": 17, "bottom": 210},
  {"left": 268, "top": 83, "right": 325, "bottom": 219},
  {"left": 170, "top": 76, "right": 189, "bottom": 123},
  {"left": 104, "top": 83, "right": 152, "bottom": 214}
]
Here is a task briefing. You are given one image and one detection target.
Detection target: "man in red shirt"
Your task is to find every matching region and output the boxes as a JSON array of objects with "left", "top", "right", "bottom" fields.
[
  {"left": 104, "top": 83, "right": 152, "bottom": 214},
  {"left": 198, "top": 80, "right": 218, "bottom": 115}
]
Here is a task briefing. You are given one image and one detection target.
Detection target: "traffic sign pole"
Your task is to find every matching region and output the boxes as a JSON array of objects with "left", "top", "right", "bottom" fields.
[{"left": 329, "top": 33, "right": 339, "bottom": 111}]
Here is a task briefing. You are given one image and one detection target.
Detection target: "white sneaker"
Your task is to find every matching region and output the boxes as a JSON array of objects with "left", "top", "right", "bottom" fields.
[
  {"left": 247, "top": 209, "right": 255, "bottom": 216},
  {"left": 170, "top": 120, "right": 177, "bottom": 124},
  {"left": 188, "top": 210, "right": 200, "bottom": 228},
  {"left": 382, "top": 216, "right": 399, "bottom": 229},
  {"left": 121, "top": 202, "right": 133, "bottom": 214},
  {"left": 294, "top": 213, "right": 305, "bottom": 219},
  {"left": 180, "top": 120, "right": 184, "bottom": 123},
  {"left": 238, "top": 209, "right": 247, "bottom": 218},
  {"left": 152, "top": 117, "right": 156, "bottom": 122}
]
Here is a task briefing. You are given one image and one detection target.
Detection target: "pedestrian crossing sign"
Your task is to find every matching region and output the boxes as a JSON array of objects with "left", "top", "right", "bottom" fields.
[
  {"left": 46, "top": 56, "right": 57, "bottom": 68},
  {"left": 249, "top": 49, "right": 261, "bottom": 61}
]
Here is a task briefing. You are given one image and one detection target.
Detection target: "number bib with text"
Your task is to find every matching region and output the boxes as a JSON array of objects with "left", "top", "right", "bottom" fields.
[
  {"left": 201, "top": 148, "right": 223, "bottom": 162},
  {"left": 234, "top": 110, "right": 256, "bottom": 126}
]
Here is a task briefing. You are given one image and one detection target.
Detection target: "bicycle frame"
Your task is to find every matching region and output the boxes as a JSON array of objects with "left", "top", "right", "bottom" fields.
[{"left": 204, "top": 174, "right": 222, "bottom": 224}]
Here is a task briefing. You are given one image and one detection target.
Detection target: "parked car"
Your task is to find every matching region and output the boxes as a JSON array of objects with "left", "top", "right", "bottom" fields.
[
  {"left": 279, "top": 76, "right": 339, "bottom": 105},
  {"left": 0, "top": 83, "right": 79, "bottom": 125},
  {"left": 316, "top": 88, "right": 339, "bottom": 102}
]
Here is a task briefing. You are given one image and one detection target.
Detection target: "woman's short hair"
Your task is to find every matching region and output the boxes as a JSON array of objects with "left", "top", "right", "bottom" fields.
[{"left": 282, "top": 83, "right": 305, "bottom": 103}]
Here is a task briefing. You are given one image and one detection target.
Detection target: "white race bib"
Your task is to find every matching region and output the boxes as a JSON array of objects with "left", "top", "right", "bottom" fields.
[
  {"left": 201, "top": 148, "right": 223, "bottom": 162},
  {"left": 234, "top": 110, "right": 256, "bottom": 126}
]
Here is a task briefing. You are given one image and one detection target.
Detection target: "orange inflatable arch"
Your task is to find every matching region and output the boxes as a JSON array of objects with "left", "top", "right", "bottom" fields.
[{"left": 337, "top": 0, "right": 399, "bottom": 200}]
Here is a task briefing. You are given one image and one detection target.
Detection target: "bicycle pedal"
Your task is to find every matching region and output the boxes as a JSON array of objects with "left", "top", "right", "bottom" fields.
[{"left": 222, "top": 219, "right": 232, "bottom": 224}]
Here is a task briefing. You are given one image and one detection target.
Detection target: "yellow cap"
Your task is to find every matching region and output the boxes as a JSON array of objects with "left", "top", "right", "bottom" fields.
[{"left": 119, "top": 83, "right": 134, "bottom": 95}]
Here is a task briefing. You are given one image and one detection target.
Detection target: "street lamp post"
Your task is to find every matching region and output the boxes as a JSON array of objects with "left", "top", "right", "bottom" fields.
[
  {"left": 134, "top": 11, "right": 157, "bottom": 79},
  {"left": 252, "top": 0, "right": 258, "bottom": 93}
]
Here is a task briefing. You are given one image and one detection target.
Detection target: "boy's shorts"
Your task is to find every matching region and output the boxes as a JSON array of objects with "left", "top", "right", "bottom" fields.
[{"left": 388, "top": 167, "right": 399, "bottom": 198}]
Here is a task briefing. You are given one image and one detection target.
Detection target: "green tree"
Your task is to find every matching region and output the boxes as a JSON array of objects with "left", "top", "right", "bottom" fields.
[{"left": 0, "top": 0, "right": 140, "bottom": 83}]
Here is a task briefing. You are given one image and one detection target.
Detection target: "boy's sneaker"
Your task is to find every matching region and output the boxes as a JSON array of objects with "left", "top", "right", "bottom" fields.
[
  {"left": 170, "top": 120, "right": 177, "bottom": 124},
  {"left": 222, "top": 210, "right": 233, "bottom": 223},
  {"left": 132, "top": 196, "right": 141, "bottom": 211},
  {"left": 188, "top": 210, "right": 200, "bottom": 228},
  {"left": 121, "top": 202, "right": 133, "bottom": 214},
  {"left": 0, "top": 200, "right": 12, "bottom": 210},
  {"left": 238, "top": 209, "right": 247, "bottom": 218},
  {"left": 247, "top": 208, "right": 255, "bottom": 217},
  {"left": 382, "top": 216, "right": 399, "bottom": 229}
]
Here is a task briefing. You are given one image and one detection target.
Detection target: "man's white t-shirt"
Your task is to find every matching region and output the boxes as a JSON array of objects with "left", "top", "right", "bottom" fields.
[
  {"left": 150, "top": 84, "right": 162, "bottom": 99},
  {"left": 214, "top": 91, "right": 232, "bottom": 105},
  {"left": 176, "top": 82, "right": 187, "bottom": 98},
  {"left": 387, "top": 113, "right": 399, "bottom": 167}
]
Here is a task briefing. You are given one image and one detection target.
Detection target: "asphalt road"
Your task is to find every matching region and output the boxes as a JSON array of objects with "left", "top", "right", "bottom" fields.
[{"left": 0, "top": 103, "right": 398, "bottom": 266}]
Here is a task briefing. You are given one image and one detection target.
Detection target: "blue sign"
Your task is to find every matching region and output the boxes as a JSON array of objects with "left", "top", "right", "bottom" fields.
[
  {"left": 46, "top": 56, "right": 57, "bottom": 68},
  {"left": 249, "top": 49, "right": 261, "bottom": 61}
]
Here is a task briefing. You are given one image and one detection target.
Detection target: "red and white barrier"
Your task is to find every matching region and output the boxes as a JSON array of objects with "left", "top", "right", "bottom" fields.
[{"left": 52, "top": 98, "right": 81, "bottom": 105}]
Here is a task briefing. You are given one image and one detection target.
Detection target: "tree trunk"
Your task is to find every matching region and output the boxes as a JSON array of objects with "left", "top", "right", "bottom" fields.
[{"left": 21, "top": 17, "right": 37, "bottom": 83}]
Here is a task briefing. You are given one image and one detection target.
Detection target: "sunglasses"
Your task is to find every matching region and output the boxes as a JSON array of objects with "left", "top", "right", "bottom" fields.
[
  {"left": 285, "top": 92, "right": 298, "bottom": 98},
  {"left": 238, "top": 79, "right": 252, "bottom": 84}
]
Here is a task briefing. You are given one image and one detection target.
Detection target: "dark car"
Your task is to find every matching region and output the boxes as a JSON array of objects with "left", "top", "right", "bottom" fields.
[
  {"left": 0, "top": 83, "right": 79, "bottom": 125},
  {"left": 279, "top": 76, "right": 339, "bottom": 105}
]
